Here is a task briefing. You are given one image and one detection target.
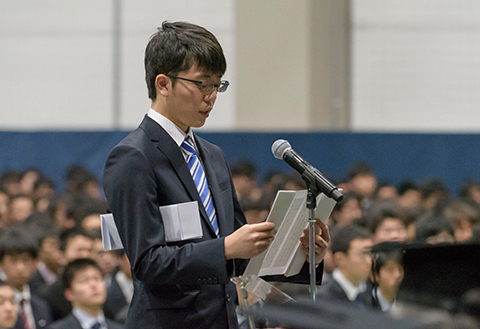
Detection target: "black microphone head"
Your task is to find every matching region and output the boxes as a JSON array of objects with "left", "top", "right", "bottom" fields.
[{"left": 272, "top": 139, "right": 292, "bottom": 159}]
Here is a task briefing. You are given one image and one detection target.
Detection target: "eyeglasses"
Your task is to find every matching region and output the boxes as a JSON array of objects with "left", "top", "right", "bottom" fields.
[{"left": 167, "top": 75, "right": 230, "bottom": 93}]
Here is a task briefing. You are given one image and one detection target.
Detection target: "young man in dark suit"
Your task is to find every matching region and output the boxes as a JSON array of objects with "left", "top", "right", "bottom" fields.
[
  {"left": 103, "top": 21, "right": 330, "bottom": 329},
  {"left": 46, "top": 258, "right": 122, "bottom": 329},
  {"left": 0, "top": 227, "right": 52, "bottom": 329}
]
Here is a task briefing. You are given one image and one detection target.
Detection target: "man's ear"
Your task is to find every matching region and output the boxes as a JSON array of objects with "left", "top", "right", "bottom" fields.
[
  {"left": 64, "top": 288, "right": 73, "bottom": 302},
  {"left": 155, "top": 74, "right": 170, "bottom": 97}
]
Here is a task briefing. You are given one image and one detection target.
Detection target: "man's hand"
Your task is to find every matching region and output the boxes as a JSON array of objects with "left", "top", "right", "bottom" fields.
[
  {"left": 224, "top": 222, "right": 276, "bottom": 260},
  {"left": 299, "top": 219, "right": 330, "bottom": 265}
]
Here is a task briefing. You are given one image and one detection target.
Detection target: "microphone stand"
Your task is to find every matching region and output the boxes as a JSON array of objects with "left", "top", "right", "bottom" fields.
[{"left": 302, "top": 166, "right": 321, "bottom": 301}]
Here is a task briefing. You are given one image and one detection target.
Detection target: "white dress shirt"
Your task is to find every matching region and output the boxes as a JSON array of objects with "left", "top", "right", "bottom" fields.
[
  {"left": 14, "top": 284, "right": 36, "bottom": 329},
  {"left": 72, "top": 308, "right": 108, "bottom": 329},
  {"left": 332, "top": 269, "right": 367, "bottom": 301}
]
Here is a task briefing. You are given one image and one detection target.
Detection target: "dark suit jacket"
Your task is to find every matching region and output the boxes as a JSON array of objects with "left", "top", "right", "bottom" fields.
[
  {"left": 14, "top": 294, "right": 52, "bottom": 329},
  {"left": 39, "top": 280, "right": 71, "bottom": 321},
  {"left": 103, "top": 116, "right": 321, "bottom": 329},
  {"left": 46, "top": 313, "right": 123, "bottom": 329},
  {"left": 317, "top": 276, "right": 370, "bottom": 308}
]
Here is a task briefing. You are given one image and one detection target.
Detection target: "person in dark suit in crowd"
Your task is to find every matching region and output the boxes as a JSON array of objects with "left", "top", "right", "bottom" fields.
[
  {"left": 40, "top": 228, "right": 94, "bottom": 321},
  {"left": 0, "top": 227, "right": 52, "bottom": 329},
  {"left": 317, "top": 224, "right": 373, "bottom": 308},
  {"left": 103, "top": 250, "right": 132, "bottom": 324},
  {"left": 0, "top": 281, "right": 18, "bottom": 329},
  {"left": 103, "top": 21, "right": 329, "bottom": 329},
  {"left": 46, "top": 258, "right": 122, "bottom": 329}
]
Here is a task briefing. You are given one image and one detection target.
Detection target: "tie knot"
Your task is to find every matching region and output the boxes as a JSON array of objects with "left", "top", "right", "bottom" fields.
[{"left": 181, "top": 137, "right": 196, "bottom": 155}]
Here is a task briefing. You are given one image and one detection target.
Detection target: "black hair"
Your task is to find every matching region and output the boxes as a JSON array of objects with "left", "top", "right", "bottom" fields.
[
  {"left": 331, "top": 224, "right": 371, "bottom": 255},
  {"left": 415, "top": 213, "right": 454, "bottom": 243},
  {"left": 59, "top": 227, "right": 93, "bottom": 252},
  {"left": 397, "top": 181, "right": 420, "bottom": 196},
  {"left": 62, "top": 258, "right": 103, "bottom": 290},
  {"left": 369, "top": 206, "right": 405, "bottom": 234},
  {"left": 0, "top": 226, "right": 38, "bottom": 260},
  {"left": 145, "top": 21, "right": 227, "bottom": 100},
  {"left": 347, "top": 162, "right": 374, "bottom": 180},
  {"left": 370, "top": 242, "right": 404, "bottom": 304},
  {"left": 230, "top": 160, "right": 257, "bottom": 179}
]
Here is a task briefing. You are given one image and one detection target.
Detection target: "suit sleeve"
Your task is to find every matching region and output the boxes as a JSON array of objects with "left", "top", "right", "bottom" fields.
[{"left": 103, "top": 144, "right": 230, "bottom": 286}]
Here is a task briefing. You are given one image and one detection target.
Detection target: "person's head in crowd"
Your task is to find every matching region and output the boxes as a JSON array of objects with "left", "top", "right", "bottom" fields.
[
  {"left": 0, "top": 171, "right": 22, "bottom": 197},
  {"left": 239, "top": 197, "right": 270, "bottom": 224},
  {"left": 78, "top": 200, "right": 106, "bottom": 232},
  {"left": 230, "top": 159, "right": 259, "bottom": 201},
  {"left": 59, "top": 227, "right": 95, "bottom": 265},
  {"left": 415, "top": 213, "right": 455, "bottom": 244},
  {"left": 397, "top": 181, "right": 423, "bottom": 209},
  {"left": 444, "top": 200, "right": 480, "bottom": 242},
  {"left": 0, "top": 227, "right": 38, "bottom": 292},
  {"left": 0, "top": 281, "right": 18, "bottom": 329},
  {"left": 0, "top": 191, "right": 9, "bottom": 229},
  {"left": 111, "top": 249, "right": 132, "bottom": 281},
  {"left": 261, "top": 170, "right": 285, "bottom": 196},
  {"left": 330, "top": 192, "right": 363, "bottom": 228},
  {"left": 401, "top": 206, "right": 425, "bottom": 242},
  {"left": 48, "top": 193, "right": 76, "bottom": 230},
  {"left": 64, "top": 165, "right": 100, "bottom": 200},
  {"left": 331, "top": 224, "right": 373, "bottom": 286},
  {"left": 90, "top": 229, "right": 115, "bottom": 278},
  {"left": 460, "top": 180, "right": 480, "bottom": 205},
  {"left": 347, "top": 162, "right": 378, "bottom": 199},
  {"left": 420, "top": 179, "right": 449, "bottom": 211},
  {"left": 369, "top": 203, "right": 407, "bottom": 244},
  {"left": 62, "top": 258, "right": 107, "bottom": 318},
  {"left": 281, "top": 173, "right": 307, "bottom": 191},
  {"left": 37, "top": 226, "right": 63, "bottom": 276},
  {"left": 32, "top": 176, "right": 56, "bottom": 213},
  {"left": 7, "top": 194, "right": 34, "bottom": 224},
  {"left": 370, "top": 242, "right": 404, "bottom": 309},
  {"left": 470, "top": 223, "right": 480, "bottom": 243},
  {"left": 374, "top": 181, "right": 398, "bottom": 202},
  {"left": 19, "top": 169, "right": 40, "bottom": 197}
]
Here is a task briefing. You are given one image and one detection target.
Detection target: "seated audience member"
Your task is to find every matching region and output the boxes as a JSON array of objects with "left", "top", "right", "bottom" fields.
[
  {"left": 369, "top": 205, "right": 408, "bottom": 244},
  {"left": 41, "top": 228, "right": 94, "bottom": 321},
  {"left": 329, "top": 192, "right": 363, "bottom": 229},
  {"left": 64, "top": 165, "right": 101, "bottom": 201},
  {"left": 0, "top": 191, "right": 9, "bottom": 230},
  {"left": 7, "top": 195, "right": 34, "bottom": 225},
  {"left": 317, "top": 225, "right": 373, "bottom": 307},
  {"left": 459, "top": 180, "right": 480, "bottom": 205},
  {"left": 374, "top": 181, "right": 398, "bottom": 202},
  {"left": 29, "top": 227, "right": 63, "bottom": 295},
  {"left": 366, "top": 242, "right": 404, "bottom": 313},
  {"left": 346, "top": 162, "right": 378, "bottom": 216},
  {"left": 47, "top": 258, "right": 123, "bottom": 329},
  {"left": 401, "top": 206, "right": 425, "bottom": 242},
  {"left": 444, "top": 200, "right": 480, "bottom": 242},
  {"left": 238, "top": 197, "right": 270, "bottom": 224},
  {"left": 90, "top": 230, "right": 115, "bottom": 287},
  {"left": 47, "top": 195, "right": 76, "bottom": 231},
  {"left": 104, "top": 250, "right": 132, "bottom": 324},
  {"left": 420, "top": 179, "right": 449, "bottom": 211},
  {"left": 32, "top": 177, "right": 56, "bottom": 214},
  {"left": 0, "top": 281, "right": 18, "bottom": 329},
  {"left": 230, "top": 159, "right": 261, "bottom": 201},
  {"left": 0, "top": 172, "right": 22, "bottom": 197},
  {"left": 415, "top": 213, "right": 455, "bottom": 244},
  {"left": 0, "top": 227, "right": 52, "bottom": 329},
  {"left": 397, "top": 181, "right": 423, "bottom": 209}
]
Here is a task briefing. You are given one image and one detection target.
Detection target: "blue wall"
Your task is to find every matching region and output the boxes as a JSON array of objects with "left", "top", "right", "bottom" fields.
[{"left": 1, "top": 130, "right": 479, "bottom": 196}]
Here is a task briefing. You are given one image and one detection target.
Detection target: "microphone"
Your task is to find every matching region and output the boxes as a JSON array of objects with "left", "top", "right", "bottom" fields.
[{"left": 272, "top": 139, "right": 343, "bottom": 202}]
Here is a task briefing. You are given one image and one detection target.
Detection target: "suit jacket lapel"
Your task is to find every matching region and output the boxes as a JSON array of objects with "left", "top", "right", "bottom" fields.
[{"left": 139, "top": 116, "right": 217, "bottom": 236}]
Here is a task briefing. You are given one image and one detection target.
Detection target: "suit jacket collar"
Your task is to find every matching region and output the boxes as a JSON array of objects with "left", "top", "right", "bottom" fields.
[{"left": 139, "top": 116, "right": 221, "bottom": 237}]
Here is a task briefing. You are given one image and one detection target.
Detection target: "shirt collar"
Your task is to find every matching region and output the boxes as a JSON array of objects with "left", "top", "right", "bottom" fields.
[
  {"left": 72, "top": 308, "right": 107, "bottom": 329},
  {"left": 147, "top": 108, "right": 194, "bottom": 147},
  {"left": 373, "top": 287, "right": 394, "bottom": 312},
  {"left": 332, "top": 269, "right": 366, "bottom": 301},
  {"left": 14, "top": 284, "right": 31, "bottom": 303}
]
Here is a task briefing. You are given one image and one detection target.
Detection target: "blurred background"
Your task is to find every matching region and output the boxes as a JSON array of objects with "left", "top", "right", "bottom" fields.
[{"left": 1, "top": 0, "right": 480, "bottom": 193}]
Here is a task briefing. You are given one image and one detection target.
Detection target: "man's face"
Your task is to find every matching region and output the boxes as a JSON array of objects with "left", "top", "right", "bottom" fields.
[
  {"left": 63, "top": 236, "right": 94, "bottom": 263},
  {"left": 0, "top": 285, "right": 18, "bottom": 329},
  {"left": 65, "top": 266, "right": 106, "bottom": 311},
  {"left": 376, "top": 259, "right": 404, "bottom": 294},
  {"left": 339, "top": 238, "right": 373, "bottom": 286},
  {"left": 163, "top": 64, "right": 220, "bottom": 132},
  {"left": 0, "top": 253, "right": 37, "bottom": 290},
  {"left": 373, "top": 218, "right": 407, "bottom": 243}
]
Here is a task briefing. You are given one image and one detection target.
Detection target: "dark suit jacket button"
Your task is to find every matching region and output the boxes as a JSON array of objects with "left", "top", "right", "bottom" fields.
[
  {"left": 208, "top": 278, "right": 212, "bottom": 284},
  {"left": 198, "top": 278, "right": 202, "bottom": 284},
  {"left": 226, "top": 293, "right": 231, "bottom": 302},
  {"left": 213, "top": 278, "right": 218, "bottom": 284},
  {"left": 203, "top": 279, "right": 208, "bottom": 284}
]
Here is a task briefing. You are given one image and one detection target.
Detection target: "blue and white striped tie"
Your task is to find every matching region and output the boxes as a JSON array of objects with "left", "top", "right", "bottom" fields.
[{"left": 181, "top": 136, "right": 219, "bottom": 237}]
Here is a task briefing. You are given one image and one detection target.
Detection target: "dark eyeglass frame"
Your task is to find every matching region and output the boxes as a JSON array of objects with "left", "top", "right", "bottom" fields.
[{"left": 166, "top": 75, "right": 229, "bottom": 93}]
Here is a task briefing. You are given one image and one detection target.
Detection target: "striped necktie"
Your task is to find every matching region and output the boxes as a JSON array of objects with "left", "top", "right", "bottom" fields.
[{"left": 181, "top": 136, "right": 220, "bottom": 237}]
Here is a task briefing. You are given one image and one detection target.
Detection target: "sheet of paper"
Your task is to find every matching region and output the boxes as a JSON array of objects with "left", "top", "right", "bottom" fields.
[
  {"left": 100, "top": 213, "right": 124, "bottom": 251},
  {"left": 160, "top": 201, "right": 203, "bottom": 242}
]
